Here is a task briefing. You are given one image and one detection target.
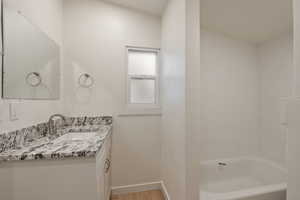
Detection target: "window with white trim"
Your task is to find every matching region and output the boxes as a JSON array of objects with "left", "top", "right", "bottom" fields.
[{"left": 127, "top": 47, "right": 160, "bottom": 106}]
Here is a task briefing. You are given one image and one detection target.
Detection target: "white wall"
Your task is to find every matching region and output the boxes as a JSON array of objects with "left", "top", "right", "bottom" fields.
[
  {"left": 62, "top": 0, "right": 162, "bottom": 187},
  {"left": 0, "top": 0, "right": 63, "bottom": 133},
  {"left": 186, "top": 0, "right": 201, "bottom": 199},
  {"left": 258, "top": 34, "right": 293, "bottom": 167},
  {"left": 199, "top": 29, "right": 260, "bottom": 161},
  {"left": 287, "top": 0, "right": 300, "bottom": 199},
  {"left": 161, "top": 0, "right": 186, "bottom": 199},
  {"left": 287, "top": 101, "right": 300, "bottom": 200}
]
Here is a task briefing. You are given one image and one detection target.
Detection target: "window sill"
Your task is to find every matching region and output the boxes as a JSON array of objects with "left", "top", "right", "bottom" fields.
[
  {"left": 118, "top": 113, "right": 162, "bottom": 117},
  {"left": 118, "top": 106, "right": 162, "bottom": 117}
]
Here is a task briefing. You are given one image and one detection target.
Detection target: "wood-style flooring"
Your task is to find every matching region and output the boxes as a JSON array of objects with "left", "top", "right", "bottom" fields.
[{"left": 111, "top": 190, "right": 164, "bottom": 200}]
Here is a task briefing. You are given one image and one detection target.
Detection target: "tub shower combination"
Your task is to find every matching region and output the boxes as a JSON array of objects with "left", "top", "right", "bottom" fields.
[{"left": 199, "top": 157, "right": 286, "bottom": 200}]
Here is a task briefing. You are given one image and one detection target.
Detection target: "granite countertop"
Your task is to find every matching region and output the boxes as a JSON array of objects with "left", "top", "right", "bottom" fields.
[{"left": 0, "top": 116, "right": 112, "bottom": 163}]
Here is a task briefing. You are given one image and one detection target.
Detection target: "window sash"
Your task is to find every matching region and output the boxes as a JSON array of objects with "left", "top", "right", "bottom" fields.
[{"left": 127, "top": 75, "right": 159, "bottom": 105}]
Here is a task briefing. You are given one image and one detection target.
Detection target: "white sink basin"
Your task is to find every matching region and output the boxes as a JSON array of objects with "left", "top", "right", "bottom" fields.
[{"left": 52, "top": 132, "right": 105, "bottom": 144}]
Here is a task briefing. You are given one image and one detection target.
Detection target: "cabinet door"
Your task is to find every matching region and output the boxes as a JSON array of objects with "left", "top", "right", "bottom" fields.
[
  {"left": 104, "top": 136, "right": 112, "bottom": 200},
  {"left": 96, "top": 149, "right": 106, "bottom": 200}
]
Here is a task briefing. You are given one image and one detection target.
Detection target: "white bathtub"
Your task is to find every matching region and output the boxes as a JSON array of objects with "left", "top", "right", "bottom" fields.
[{"left": 199, "top": 157, "right": 287, "bottom": 200}]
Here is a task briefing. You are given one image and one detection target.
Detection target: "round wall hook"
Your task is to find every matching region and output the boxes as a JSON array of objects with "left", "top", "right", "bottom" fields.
[
  {"left": 78, "top": 73, "right": 94, "bottom": 88},
  {"left": 25, "top": 72, "right": 42, "bottom": 87}
]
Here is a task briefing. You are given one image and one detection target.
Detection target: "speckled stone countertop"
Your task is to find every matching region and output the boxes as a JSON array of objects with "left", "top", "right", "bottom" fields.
[{"left": 0, "top": 116, "right": 112, "bottom": 163}]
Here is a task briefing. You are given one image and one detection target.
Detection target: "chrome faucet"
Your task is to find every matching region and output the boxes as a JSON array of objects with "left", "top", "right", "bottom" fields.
[
  {"left": 48, "top": 114, "right": 66, "bottom": 135},
  {"left": 218, "top": 162, "right": 227, "bottom": 166}
]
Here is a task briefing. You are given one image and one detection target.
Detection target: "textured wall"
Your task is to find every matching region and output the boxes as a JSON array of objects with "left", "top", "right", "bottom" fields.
[
  {"left": 199, "top": 29, "right": 260, "bottom": 160},
  {"left": 161, "top": 0, "right": 186, "bottom": 199},
  {"left": 62, "top": 0, "right": 162, "bottom": 187},
  {"left": 258, "top": 34, "right": 293, "bottom": 168}
]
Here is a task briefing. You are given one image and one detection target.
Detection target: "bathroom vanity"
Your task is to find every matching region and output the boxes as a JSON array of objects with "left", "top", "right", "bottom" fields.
[{"left": 0, "top": 116, "right": 112, "bottom": 200}]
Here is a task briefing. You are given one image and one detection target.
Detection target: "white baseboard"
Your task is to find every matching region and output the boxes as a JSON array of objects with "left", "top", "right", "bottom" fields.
[
  {"left": 111, "top": 181, "right": 162, "bottom": 195},
  {"left": 111, "top": 181, "right": 170, "bottom": 200},
  {"left": 160, "top": 181, "right": 170, "bottom": 200}
]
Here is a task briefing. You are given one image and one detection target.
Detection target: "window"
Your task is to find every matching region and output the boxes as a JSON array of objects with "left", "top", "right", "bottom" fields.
[{"left": 127, "top": 47, "right": 160, "bottom": 106}]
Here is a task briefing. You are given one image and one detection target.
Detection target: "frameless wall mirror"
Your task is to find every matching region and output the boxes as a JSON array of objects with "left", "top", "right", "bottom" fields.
[{"left": 1, "top": 0, "right": 60, "bottom": 99}]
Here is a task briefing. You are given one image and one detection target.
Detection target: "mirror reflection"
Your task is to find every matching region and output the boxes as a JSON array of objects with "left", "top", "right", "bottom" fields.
[{"left": 2, "top": 1, "right": 60, "bottom": 99}]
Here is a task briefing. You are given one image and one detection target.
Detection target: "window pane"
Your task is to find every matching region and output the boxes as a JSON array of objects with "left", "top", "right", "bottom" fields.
[
  {"left": 128, "top": 50, "right": 157, "bottom": 76},
  {"left": 130, "top": 79, "right": 155, "bottom": 104}
]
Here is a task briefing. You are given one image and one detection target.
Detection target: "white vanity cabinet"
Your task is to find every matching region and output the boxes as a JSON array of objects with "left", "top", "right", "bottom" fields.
[{"left": 0, "top": 133, "right": 113, "bottom": 200}]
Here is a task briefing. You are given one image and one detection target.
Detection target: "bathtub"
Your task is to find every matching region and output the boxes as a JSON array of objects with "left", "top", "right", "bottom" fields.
[{"left": 199, "top": 157, "right": 287, "bottom": 200}]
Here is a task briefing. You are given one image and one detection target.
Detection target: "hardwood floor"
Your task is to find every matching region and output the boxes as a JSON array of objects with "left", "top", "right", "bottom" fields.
[{"left": 111, "top": 190, "right": 165, "bottom": 200}]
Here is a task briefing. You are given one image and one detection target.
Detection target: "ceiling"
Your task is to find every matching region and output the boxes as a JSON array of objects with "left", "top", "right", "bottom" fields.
[
  {"left": 103, "top": 0, "right": 168, "bottom": 16},
  {"left": 200, "top": 0, "right": 293, "bottom": 44}
]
